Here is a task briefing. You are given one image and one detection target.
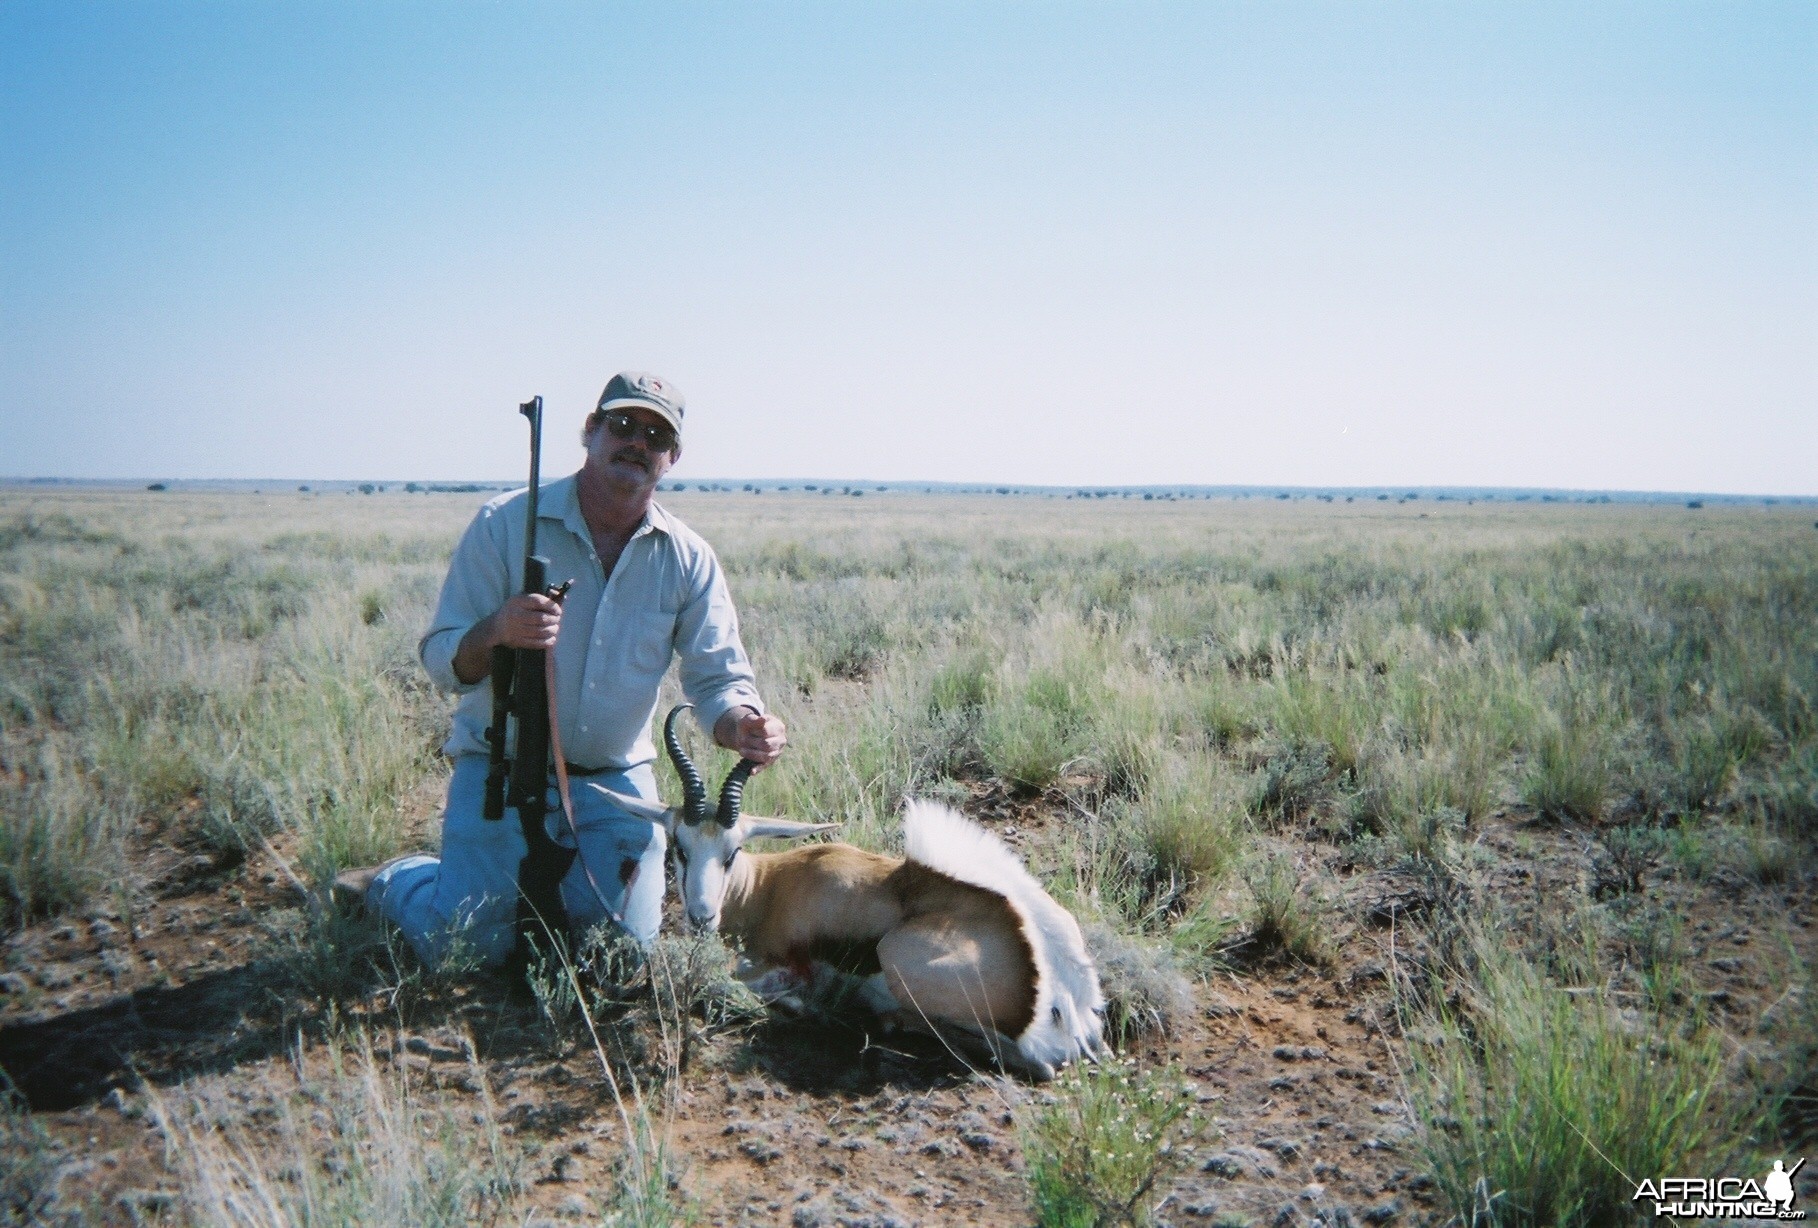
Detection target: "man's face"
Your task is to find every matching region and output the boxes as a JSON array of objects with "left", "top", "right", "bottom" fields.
[{"left": 585, "top": 407, "right": 679, "bottom": 496}]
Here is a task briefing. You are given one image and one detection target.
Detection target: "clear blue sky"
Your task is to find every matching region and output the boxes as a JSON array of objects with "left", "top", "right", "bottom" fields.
[{"left": 3, "top": 2, "right": 1813, "bottom": 492}]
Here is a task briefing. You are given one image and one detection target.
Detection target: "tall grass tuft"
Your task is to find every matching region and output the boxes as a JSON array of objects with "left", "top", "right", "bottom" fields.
[
  {"left": 1406, "top": 926, "right": 1756, "bottom": 1227},
  {"left": 1238, "top": 846, "right": 1330, "bottom": 965},
  {"left": 1520, "top": 667, "right": 1622, "bottom": 822},
  {"left": 0, "top": 735, "right": 128, "bottom": 928},
  {"left": 1111, "top": 752, "right": 1245, "bottom": 926},
  {"left": 976, "top": 608, "right": 1120, "bottom": 792},
  {"left": 1267, "top": 663, "right": 1377, "bottom": 777}
]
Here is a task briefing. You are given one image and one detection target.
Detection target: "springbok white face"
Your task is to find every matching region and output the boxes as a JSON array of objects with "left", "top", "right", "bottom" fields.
[
  {"left": 667, "top": 812, "right": 836, "bottom": 931},
  {"left": 659, "top": 702, "right": 834, "bottom": 931}
]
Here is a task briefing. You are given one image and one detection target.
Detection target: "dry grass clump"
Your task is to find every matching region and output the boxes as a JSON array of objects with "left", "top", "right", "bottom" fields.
[
  {"left": 1081, "top": 920, "right": 1197, "bottom": 1043},
  {"left": 147, "top": 1031, "right": 524, "bottom": 1227}
]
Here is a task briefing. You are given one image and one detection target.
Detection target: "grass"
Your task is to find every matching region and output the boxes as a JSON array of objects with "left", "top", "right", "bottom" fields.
[
  {"left": 1519, "top": 665, "right": 1622, "bottom": 822},
  {"left": 1, "top": 1075, "right": 69, "bottom": 1227},
  {"left": 1237, "top": 845, "right": 1331, "bottom": 966},
  {"left": 2, "top": 489, "right": 1815, "bottom": 1217},
  {"left": 1117, "top": 751, "right": 1246, "bottom": 920},
  {"left": 146, "top": 1030, "right": 524, "bottom": 1227},
  {"left": 0, "top": 733, "right": 128, "bottom": 925},
  {"left": 10, "top": 492, "right": 1813, "bottom": 934},
  {"left": 1404, "top": 919, "right": 1759, "bottom": 1227},
  {"left": 0, "top": 495, "right": 450, "bottom": 928}
]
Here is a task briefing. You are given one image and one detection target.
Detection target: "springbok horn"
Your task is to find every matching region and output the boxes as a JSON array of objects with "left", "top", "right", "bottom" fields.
[
  {"left": 663, "top": 704, "right": 711, "bottom": 826},
  {"left": 716, "top": 758, "right": 760, "bottom": 828}
]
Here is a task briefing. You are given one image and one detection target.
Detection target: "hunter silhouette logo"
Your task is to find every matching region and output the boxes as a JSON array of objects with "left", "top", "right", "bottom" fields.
[
  {"left": 1634, "top": 1157, "right": 1806, "bottom": 1219},
  {"left": 1769, "top": 1161, "right": 1806, "bottom": 1213}
]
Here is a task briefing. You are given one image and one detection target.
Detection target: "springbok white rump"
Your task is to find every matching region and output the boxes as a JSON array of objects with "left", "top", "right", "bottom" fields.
[{"left": 640, "top": 705, "right": 1107, "bottom": 1081}]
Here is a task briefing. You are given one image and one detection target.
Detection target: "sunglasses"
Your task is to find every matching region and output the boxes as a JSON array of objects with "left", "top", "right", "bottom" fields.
[{"left": 599, "top": 410, "right": 678, "bottom": 453}]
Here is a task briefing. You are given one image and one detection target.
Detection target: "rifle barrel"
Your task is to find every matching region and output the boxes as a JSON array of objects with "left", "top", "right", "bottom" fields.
[{"left": 520, "top": 397, "right": 542, "bottom": 563}]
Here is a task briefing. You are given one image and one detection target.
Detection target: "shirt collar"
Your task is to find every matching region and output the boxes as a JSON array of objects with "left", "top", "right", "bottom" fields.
[
  {"left": 545, "top": 472, "right": 670, "bottom": 542},
  {"left": 642, "top": 499, "right": 680, "bottom": 540}
]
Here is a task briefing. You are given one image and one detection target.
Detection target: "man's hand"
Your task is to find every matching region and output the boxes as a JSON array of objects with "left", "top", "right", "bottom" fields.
[
  {"left": 715, "top": 707, "right": 787, "bottom": 768},
  {"left": 490, "top": 592, "right": 563, "bottom": 651},
  {"left": 452, "top": 593, "right": 562, "bottom": 684}
]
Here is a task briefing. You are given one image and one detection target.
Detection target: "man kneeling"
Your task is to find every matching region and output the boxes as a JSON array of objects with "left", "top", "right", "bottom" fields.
[{"left": 337, "top": 371, "right": 785, "bottom": 964}]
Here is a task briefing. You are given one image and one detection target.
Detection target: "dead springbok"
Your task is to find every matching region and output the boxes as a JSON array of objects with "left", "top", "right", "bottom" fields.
[{"left": 637, "top": 705, "right": 1107, "bottom": 1080}]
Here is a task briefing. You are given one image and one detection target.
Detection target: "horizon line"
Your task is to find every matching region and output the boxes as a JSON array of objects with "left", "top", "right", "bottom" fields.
[{"left": 3, "top": 476, "right": 1814, "bottom": 503}]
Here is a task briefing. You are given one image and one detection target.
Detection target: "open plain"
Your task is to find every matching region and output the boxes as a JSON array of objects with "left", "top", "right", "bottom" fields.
[{"left": 2, "top": 489, "right": 1814, "bottom": 1226}]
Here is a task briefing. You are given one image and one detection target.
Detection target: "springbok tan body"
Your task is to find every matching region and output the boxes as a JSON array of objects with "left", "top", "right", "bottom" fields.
[
  {"left": 648, "top": 707, "right": 1106, "bottom": 1080},
  {"left": 703, "top": 802, "right": 1103, "bottom": 1080},
  {"left": 722, "top": 825, "right": 1041, "bottom": 1038}
]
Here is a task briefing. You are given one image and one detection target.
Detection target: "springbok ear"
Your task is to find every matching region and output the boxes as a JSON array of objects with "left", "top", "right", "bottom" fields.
[
  {"left": 598, "top": 789, "right": 678, "bottom": 828},
  {"left": 742, "top": 816, "right": 839, "bottom": 842}
]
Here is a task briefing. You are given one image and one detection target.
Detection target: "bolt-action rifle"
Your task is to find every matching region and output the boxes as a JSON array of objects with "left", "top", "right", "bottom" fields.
[{"left": 483, "top": 396, "right": 575, "bottom": 968}]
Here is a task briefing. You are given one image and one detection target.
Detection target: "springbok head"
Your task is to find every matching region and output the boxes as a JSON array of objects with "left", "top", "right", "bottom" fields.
[{"left": 661, "top": 704, "right": 835, "bottom": 931}]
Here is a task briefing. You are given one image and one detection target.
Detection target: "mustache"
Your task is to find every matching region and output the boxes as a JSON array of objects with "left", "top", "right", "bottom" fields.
[{"left": 611, "top": 447, "right": 650, "bottom": 470}]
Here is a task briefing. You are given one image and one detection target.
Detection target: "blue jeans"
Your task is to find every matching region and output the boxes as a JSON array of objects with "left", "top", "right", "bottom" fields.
[{"left": 370, "top": 754, "right": 668, "bottom": 968}]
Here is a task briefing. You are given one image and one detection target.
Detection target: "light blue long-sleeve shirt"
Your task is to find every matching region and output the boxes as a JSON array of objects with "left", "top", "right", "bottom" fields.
[{"left": 419, "top": 474, "right": 764, "bottom": 770}]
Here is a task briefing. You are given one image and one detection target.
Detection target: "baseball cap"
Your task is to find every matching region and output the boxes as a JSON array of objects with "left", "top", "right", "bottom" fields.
[{"left": 597, "top": 371, "right": 685, "bottom": 437}]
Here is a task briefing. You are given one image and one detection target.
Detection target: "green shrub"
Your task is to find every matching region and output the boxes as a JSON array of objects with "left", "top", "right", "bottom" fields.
[
  {"left": 1249, "top": 741, "right": 1331, "bottom": 826},
  {"left": 1019, "top": 1056, "right": 1201, "bottom": 1227},
  {"left": 1598, "top": 823, "right": 1667, "bottom": 896}
]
